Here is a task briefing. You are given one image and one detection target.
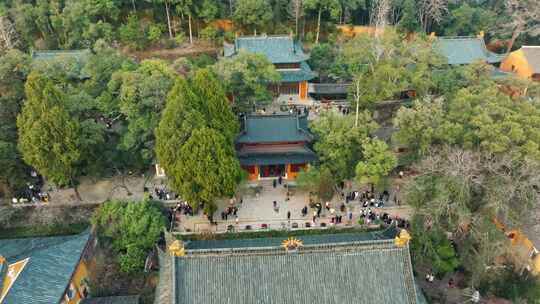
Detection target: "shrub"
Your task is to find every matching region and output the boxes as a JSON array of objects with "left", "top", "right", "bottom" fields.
[
  {"left": 148, "top": 24, "right": 164, "bottom": 44},
  {"left": 163, "top": 38, "right": 177, "bottom": 49},
  {"left": 224, "top": 31, "right": 236, "bottom": 43},
  {"left": 92, "top": 199, "right": 167, "bottom": 273},
  {"left": 188, "top": 54, "right": 216, "bottom": 69},
  {"left": 200, "top": 26, "right": 222, "bottom": 45},
  {"left": 119, "top": 14, "right": 148, "bottom": 50},
  {"left": 175, "top": 32, "right": 186, "bottom": 45}
]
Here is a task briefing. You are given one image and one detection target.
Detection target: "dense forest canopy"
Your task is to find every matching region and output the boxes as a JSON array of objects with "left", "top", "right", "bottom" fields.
[{"left": 0, "top": 0, "right": 538, "bottom": 53}]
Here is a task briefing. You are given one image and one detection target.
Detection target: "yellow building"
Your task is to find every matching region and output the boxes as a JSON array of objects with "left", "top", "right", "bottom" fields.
[
  {"left": 500, "top": 46, "right": 540, "bottom": 81},
  {"left": 0, "top": 230, "right": 93, "bottom": 304}
]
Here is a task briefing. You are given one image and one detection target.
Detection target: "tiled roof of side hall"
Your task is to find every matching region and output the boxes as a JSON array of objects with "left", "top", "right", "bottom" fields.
[
  {"left": 236, "top": 114, "right": 312, "bottom": 144},
  {"left": 279, "top": 61, "right": 317, "bottom": 82},
  {"left": 0, "top": 230, "right": 91, "bottom": 304},
  {"left": 224, "top": 35, "right": 309, "bottom": 63},
  {"left": 31, "top": 49, "right": 91, "bottom": 60},
  {"left": 435, "top": 36, "right": 505, "bottom": 65},
  {"left": 175, "top": 238, "right": 420, "bottom": 304}
]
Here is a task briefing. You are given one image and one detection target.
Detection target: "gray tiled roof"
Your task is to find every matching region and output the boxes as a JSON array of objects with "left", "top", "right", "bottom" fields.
[
  {"left": 279, "top": 61, "right": 317, "bottom": 82},
  {"left": 435, "top": 37, "right": 505, "bottom": 65},
  {"left": 31, "top": 49, "right": 91, "bottom": 61},
  {"left": 81, "top": 295, "right": 140, "bottom": 304},
  {"left": 175, "top": 239, "right": 419, "bottom": 304},
  {"left": 522, "top": 46, "right": 540, "bottom": 73},
  {"left": 236, "top": 114, "right": 312, "bottom": 144},
  {"left": 224, "top": 36, "right": 309, "bottom": 64},
  {"left": 0, "top": 231, "right": 91, "bottom": 304},
  {"left": 237, "top": 144, "right": 317, "bottom": 166}
]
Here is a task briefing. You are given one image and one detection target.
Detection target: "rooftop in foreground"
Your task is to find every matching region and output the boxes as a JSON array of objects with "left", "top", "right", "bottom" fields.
[
  {"left": 0, "top": 230, "right": 90, "bottom": 304},
  {"left": 155, "top": 231, "right": 424, "bottom": 304}
]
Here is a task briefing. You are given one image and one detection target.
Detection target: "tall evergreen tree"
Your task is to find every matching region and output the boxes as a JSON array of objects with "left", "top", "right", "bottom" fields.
[
  {"left": 155, "top": 70, "right": 242, "bottom": 215},
  {"left": 17, "top": 72, "right": 82, "bottom": 197}
]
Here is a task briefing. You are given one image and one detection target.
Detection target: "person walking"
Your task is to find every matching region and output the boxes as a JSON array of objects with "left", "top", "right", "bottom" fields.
[{"left": 287, "top": 211, "right": 291, "bottom": 221}]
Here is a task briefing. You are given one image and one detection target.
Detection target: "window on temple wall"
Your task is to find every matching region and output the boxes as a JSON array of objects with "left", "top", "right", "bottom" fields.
[
  {"left": 290, "top": 164, "right": 306, "bottom": 172},
  {"left": 275, "top": 63, "right": 300, "bottom": 69}
]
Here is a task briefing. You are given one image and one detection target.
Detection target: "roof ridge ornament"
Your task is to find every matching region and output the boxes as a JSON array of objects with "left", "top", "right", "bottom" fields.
[{"left": 282, "top": 237, "right": 303, "bottom": 252}]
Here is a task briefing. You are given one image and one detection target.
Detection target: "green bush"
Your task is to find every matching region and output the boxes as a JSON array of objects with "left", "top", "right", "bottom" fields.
[
  {"left": 410, "top": 219, "right": 460, "bottom": 277},
  {"left": 148, "top": 24, "right": 165, "bottom": 44},
  {"left": 188, "top": 54, "right": 216, "bottom": 68},
  {"left": 357, "top": 218, "right": 365, "bottom": 226},
  {"left": 200, "top": 26, "right": 222, "bottom": 45},
  {"left": 224, "top": 31, "right": 236, "bottom": 43},
  {"left": 119, "top": 14, "right": 147, "bottom": 50},
  {"left": 92, "top": 199, "right": 167, "bottom": 273},
  {"left": 163, "top": 38, "right": 177, "bottom": 49},
  {"left": 175, "top": 32, "right": 186, "bottom": 45}
]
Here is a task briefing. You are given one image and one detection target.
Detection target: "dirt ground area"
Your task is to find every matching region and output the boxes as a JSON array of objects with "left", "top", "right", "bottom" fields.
[
  {"left": 39, "top": 174, "right": 152, "bottom": 206},
  {"left": 124, "top": 42, "right": 219, "bottom": 61},
  {"left": 88, "top": 241, "right": 157, "bottom": 304}
]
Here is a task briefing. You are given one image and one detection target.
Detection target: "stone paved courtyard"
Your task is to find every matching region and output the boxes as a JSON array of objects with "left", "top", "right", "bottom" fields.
[{"left": 175, "top": 180, "right": 412, "bottom": 234}]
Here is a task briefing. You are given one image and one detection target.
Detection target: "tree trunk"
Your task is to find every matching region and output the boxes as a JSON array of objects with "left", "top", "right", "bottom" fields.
[
  {"left": 229, "top": 0, "right": 233, "bottom": 15},
  {"left": 131, "top": 0, "right": 136, "bottom": 12},
  {"left": 73, "top": 183, "right": 82, "bottom": 201},
  {"left": 315, "top": 7, "right": 322, "bottom": 44},
  {"left": 354, "top": 79, "right": 360, "bottom": 127},
  {"left": 506, "top": 28, "right": 520, "bottom": 53},
  {"left": 188, "top": 14, "right": 193, "bottom": 44},
  {"left": 295, "top": 1, "right": 300, "bottom": 37},
  {"left": 302, "top": 15, "right": 306, "bottom": 39},
  {"left": 165, "top": 1, "right": 173, "bottom": 39}
]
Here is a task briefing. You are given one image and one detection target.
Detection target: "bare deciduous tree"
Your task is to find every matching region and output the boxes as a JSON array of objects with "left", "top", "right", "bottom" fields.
[
  {"left": 0, "top": 16, "right": 18, "bottom": 53},
  {"left": 502, "top": 0, "right": 540, "bottom": 52},
  {"left": 417, "top": 0, "right": 448, "bottom": 33},
  {"left": 370, "top": 0, "right": 391, "bottom": 33},
  {"left": 289, "top": 0, "right": 303, "bottom": 37}
]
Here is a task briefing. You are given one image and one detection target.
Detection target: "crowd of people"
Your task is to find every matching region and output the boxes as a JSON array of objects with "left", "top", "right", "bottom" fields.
[
  {"left": 150, "top": 186, "right": 177, "bottom": 201},
  {"left": 11, "top": 171, "right": 48, "bottom": 204}
]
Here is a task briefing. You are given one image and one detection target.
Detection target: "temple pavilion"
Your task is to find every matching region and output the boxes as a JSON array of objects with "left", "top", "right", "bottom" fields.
[
  {"left": 224, "top": 35, "right": 317, "bottom": 102},
  {"left": 236, "top": 113, "right": 317, "bottom": 181}
]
